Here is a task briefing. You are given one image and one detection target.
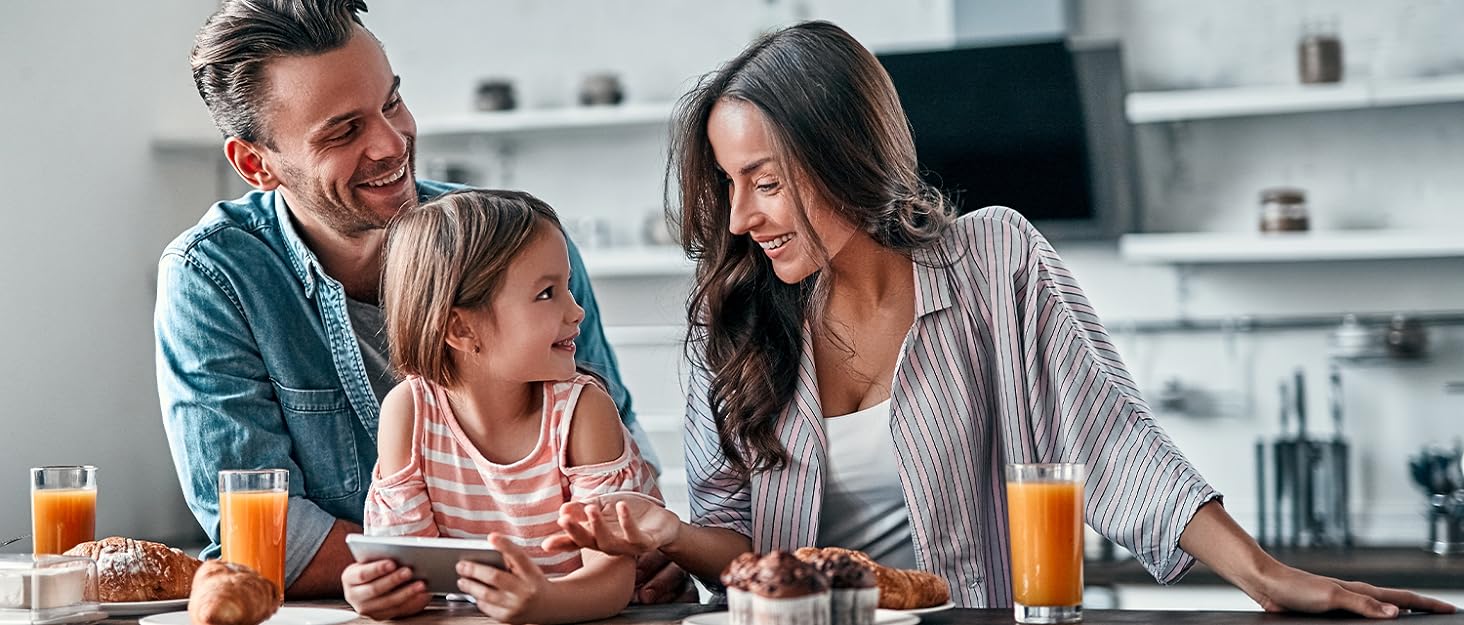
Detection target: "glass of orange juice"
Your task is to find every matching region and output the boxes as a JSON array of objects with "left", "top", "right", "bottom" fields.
[
  {"left": 1006, "top": 463, "right": 1085, "bottom": 624},
  {"left": 219, "top": 469, "right": 288, "bottom": 598},
  {"left": 31, "top": 466, "right": 98, "bottom": 555}
]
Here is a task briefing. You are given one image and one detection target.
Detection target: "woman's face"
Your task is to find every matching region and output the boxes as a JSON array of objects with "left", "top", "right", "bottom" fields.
[{"left": 706, "top": 99, "right": 857, "bottom": 284}]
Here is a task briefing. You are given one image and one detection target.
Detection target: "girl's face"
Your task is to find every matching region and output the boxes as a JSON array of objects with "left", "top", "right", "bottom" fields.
[
  {"left": 457, "top": 226, "right": 584, "bottom": 384},
  {"left": 707, "top": 99, "right": 858, "bottom": 284}
]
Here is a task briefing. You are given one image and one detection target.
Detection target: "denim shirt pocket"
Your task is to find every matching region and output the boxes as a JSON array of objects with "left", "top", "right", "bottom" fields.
[{"left": 272, "top": 381, "right": 361, "bottom": 500}]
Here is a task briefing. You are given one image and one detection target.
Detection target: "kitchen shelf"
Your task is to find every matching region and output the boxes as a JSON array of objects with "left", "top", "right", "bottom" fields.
[
  {"left": 152, "top": 102, "right": 676, "bottom": 151},
  {"left": 415, "top": 102, "right": 674, "bottom": 137},
  {"left": 579, "top": 245, "right": 694, "bottom": 279},
  {"left": 1119, "top": 230, "right": 1464, "bottom": 264},
  {"left": 1125, "top": 74, "right": 1464, "bottom": 123}
]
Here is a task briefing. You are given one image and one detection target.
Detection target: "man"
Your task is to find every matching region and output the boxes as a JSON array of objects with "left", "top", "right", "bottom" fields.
[{"left": 156, "top": 0, "right": 681, "bottom": 599}]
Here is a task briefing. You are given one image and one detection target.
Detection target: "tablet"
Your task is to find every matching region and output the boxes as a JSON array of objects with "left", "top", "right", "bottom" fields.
[{"left": 345, "top": 534, "right": 506, "bottom": 595}]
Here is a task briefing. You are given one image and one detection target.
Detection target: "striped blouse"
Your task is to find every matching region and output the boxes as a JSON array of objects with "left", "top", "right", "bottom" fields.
[
  {"left": 365, "top": 374, "right": 662, "bottom": 576},
  {"left": 684, "top": 207, "right": 1221, "bottom": 607}
]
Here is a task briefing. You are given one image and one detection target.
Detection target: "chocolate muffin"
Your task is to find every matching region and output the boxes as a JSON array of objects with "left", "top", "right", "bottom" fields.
[
  {"left": 795, "top": 551, "right": 878, "bottom": 625},
  {"left": 745, "top": 552, "right": 830, "bottom": 599},
  {"left": 722, "top": 552, "right": 762, "bottom": 625},
  {"left": 723, "top": 552, "right": 830, "bottom": 625}
]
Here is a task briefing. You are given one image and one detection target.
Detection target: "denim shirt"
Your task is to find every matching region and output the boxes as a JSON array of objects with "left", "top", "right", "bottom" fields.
[{"left": 154, "top": 180, "right": 654, "bottom": 586}]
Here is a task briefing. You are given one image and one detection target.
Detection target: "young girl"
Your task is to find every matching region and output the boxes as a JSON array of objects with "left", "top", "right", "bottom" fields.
[{"left": 341, "top": 189, "right": 661, "bottom": 624}]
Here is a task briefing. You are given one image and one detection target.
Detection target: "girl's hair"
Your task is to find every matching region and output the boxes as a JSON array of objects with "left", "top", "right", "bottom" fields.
[
  {"left": 666, "top": 20, "right": 955, "bottom": 476},
  {"left": 383, "top": 189, "right": 563, "bottom": 387}
]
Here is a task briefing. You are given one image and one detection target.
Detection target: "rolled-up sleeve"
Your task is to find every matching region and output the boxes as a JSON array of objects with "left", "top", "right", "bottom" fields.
[
  {"left": 154, "top": 252, "right": 338, "bottom": 587},
  {"left": 984, "top": 208, "right": 1221, "bottom": 584}
]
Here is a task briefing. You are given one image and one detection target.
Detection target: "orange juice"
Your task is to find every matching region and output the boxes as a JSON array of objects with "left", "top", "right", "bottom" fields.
[
  {"left": 32, "top": 488, "right": 96, "bottom": 554},
  {"left": 1006, "top": 480, "right": 1083, "bottom": 607},
  {"left": 220, "top": 490, "right": 288, "bottom": 596}
]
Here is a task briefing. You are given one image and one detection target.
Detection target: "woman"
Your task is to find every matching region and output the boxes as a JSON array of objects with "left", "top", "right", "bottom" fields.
[{"left": 550, "top": 20, "right": 1454, "bottom": 617}]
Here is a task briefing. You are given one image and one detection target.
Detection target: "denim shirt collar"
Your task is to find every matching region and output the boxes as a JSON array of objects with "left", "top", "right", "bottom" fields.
[{"left": 271, "top": 190, "right": 328, "bottom": 300}]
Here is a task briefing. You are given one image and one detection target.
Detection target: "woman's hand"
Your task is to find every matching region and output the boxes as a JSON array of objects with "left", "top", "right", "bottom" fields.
[
  {"left": 544, "top": 493, "right": 682, "bottom": 557},
  {"left": 341, "top": 559, "right": 430, "bottom": 621},
  {"left": 1247, "top": 562, "right": 1455, "bottom": 619},
  {"left": 1181, "top": 501, "right": 1456, "bottom": 619},
  {"left": 456, "top": 534, "right": 552, "bottom": 624}
]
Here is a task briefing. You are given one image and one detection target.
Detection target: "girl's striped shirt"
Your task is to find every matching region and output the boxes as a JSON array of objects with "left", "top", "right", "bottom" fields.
[{"left": 366, "top": 374, "right": 662, "bottom": 576}]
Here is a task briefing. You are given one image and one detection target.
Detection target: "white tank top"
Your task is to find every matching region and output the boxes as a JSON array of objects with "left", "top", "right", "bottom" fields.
[{"left": 816, "top": 398, "right": 918, "bottom": 569}]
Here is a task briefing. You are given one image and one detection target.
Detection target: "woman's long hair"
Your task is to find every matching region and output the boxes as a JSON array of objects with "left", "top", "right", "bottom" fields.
[{"left": 667, "top": 21, "right": 954, "bottom": 476}]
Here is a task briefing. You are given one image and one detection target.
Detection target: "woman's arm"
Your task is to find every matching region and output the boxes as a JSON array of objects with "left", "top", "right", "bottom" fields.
[
  {"left": 1180, "top": 500, "right": 1455, "bottom": 617},
  {"left": 550, "top": 495, "right": 751, "bottom": 581},
  {"left": 660, "top": 523, "right": 752, "bottom": 581}
]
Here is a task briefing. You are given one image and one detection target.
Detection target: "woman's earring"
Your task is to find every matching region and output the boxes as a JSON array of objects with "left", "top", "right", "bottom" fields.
[{"left": 473, "top": 345, "right": 481, "bottom": 354}]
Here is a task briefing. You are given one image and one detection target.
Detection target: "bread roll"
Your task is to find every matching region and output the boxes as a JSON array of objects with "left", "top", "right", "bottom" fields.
[
  {"left": 794, "top": 547, "right": 949, "bottom": 609},
  {"left": 187, "top": 561, "right": 280, "bottom": 625},
  {"left": 64, "top": 536, "right": 202, "bottom": 602}
]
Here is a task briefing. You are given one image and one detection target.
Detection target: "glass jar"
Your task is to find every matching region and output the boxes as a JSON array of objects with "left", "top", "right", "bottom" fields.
[
  {"left": 1298, "top": 18, "right": 1343, "bottom": 84},
  {"left": 1259, "top": 187, "right": 1309, "bottom": 232}
]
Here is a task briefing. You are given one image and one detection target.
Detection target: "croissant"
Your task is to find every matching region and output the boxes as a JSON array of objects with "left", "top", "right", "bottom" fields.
[
  {"left": 187, "top": 561, "right": 280, "bottom": 625},
  {"left": 794, "top": 547, "right": 949, "bottom": 609},
  {"left": 64, "top": 536, "right": 202, "bottom": 602}
]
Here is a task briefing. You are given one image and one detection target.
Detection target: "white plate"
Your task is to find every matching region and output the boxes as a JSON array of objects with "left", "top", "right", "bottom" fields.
[
  {"left": 19, "top": 610, "right": 107, "bottom": 625},
  {"left": 684, "top": 609, "right": 918, "bottom": 625},
  {"left": 141, "top": 607, "right": 358, "bottom": 625},
  {"left": 101, "top": 598, "right": 189, "bottom": 617},
  {"left": 894, "top": 601, "right": 955, "bottom": 615}
]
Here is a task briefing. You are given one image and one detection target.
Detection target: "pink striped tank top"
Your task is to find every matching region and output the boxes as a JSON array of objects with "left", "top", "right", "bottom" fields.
[{"left": 364, "top": 374, "right": 661, "bottom": 576}]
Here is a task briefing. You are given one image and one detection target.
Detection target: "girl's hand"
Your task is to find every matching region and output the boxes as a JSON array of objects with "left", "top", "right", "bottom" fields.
[
  {"left": 342, "top": 559, "right": 430, "bottom": 621},
  {"left": 1248, "top": 562, "right": 1456, "bottom": 618},
  {"left": 544, "top": 493, "right": 681, "bottom": 557},
  {"left": 456, "top": 533, "right": 552, "bottom": 624}
]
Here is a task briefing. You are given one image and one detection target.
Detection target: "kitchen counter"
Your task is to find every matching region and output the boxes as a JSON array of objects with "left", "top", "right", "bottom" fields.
[
  {"left": 100, "top": 601, "right": 1464, "bottom": 625},
  {"left": 1087, "top": 546, "right": 1464, "bottom": 590}
]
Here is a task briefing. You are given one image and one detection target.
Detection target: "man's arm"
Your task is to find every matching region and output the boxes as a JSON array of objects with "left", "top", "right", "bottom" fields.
[
  {"left": 286, "top": 519, "right": 360, "bottom": 598},
  {"left": 154, "top": 250, "right": 339, "bottom": 587}
]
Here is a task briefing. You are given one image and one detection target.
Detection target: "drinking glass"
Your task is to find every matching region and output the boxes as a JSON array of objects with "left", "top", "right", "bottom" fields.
[
  {"left": 1006, "top": 463, "right": 1085, "bottom": 624},
  {"left": 219, "top": 469, "right": 288, "bottom": 597},
  {"left": 31, "top": 466, "right": 97, "bottom": 555}
]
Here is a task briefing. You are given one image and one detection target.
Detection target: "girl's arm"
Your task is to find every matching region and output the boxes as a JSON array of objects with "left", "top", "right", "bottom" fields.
[
  {"left": 458, "top": 537, "right": 635, "bottom": 625},
  {"left": 1180, "top": 501, "right": 1455, "bottom": 617},
  {"left": 346, "top": 382, "right": 433, "bottom": 619},
  {"left": 362, "top": 382, "right": 438, "bottom": 537}
]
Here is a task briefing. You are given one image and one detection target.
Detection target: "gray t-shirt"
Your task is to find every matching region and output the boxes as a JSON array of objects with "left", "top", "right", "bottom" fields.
[{"left": 345, "top": 296, "right": 395, "bottom": 403}]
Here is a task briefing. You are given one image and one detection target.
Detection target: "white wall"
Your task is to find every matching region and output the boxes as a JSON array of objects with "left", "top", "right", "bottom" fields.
[
  {"left": 0, "top": 0, "right": 219, "bottom": 547},
  {"left": 1069, "top": 0, "right": 1464, "bottom": 545}
]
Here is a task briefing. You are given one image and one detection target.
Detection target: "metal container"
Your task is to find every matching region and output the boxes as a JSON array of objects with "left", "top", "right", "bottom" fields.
[{"left": 1429, "top": 493, "right": 1464, "bottom": 555}]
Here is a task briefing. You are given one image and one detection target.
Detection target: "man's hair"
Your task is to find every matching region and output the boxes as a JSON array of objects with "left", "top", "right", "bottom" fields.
[{"left": 190, "top": 0, "right": 369, "bottom": 147}]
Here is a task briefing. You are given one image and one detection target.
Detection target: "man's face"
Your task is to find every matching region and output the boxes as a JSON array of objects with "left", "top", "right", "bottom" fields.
[{"left": 257, "top": 26, "right": 418, "bottom": 236}]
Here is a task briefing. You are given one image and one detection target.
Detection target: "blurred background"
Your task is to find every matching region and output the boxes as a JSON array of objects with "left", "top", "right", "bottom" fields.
[{"left": 2, "top": 0, "right": 1462, "bottom": 610}]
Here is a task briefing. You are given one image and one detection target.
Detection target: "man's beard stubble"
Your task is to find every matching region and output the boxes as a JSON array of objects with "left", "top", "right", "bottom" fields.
[{"left": 279, "top": 140, "right": 417, "bottom": 238}]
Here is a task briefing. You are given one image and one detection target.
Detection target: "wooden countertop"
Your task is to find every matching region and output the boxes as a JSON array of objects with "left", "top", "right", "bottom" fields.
[
  {"left": 101, "top": 600, "right": 1464, "bottom": 625},
  {"left": 1087, "top": 546, "right": 1464, "bottom": 590}
]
